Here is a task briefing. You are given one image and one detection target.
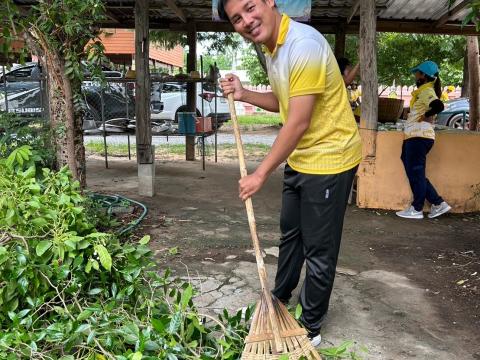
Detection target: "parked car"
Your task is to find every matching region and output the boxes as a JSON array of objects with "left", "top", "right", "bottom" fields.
[
  {"left": 437, "top": 97, "right": 470, "bottom": 129},
  {"left": 0, "top": 63, "right": 163, "bottom": 133},
  {"left": 152, "top": 82, "right": 231, "bottom": 129}
]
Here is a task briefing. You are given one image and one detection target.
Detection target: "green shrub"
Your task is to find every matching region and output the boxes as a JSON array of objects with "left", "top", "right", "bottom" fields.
[
  {"left": 0, "top": 113, "right": 55, "bottom": 169},
  {"left": 0, "top": 148, "right": 251, "bottom": 359}
]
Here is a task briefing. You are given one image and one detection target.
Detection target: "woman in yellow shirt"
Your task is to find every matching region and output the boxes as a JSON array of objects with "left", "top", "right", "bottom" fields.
[
  {"left": 396, "top": 61, "right": 451, "bottom": 220},
  {"left": 440, "top": 85, "right": 455, "bottom": 102}
]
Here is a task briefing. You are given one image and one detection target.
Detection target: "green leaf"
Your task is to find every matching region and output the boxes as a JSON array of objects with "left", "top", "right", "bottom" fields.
[
  {"left": 32, "top": 218, "right": 48, "bottom": 227},
  {"left": 75, "top": 324, "right": 90, "bottom": 333},
  {"left": 295, "top": 304, "right": 302, "bottom": 320},
  {"left": 88, "top": 288, "right": 102, "bottom": 295},
  {"left": 151, "top": 318, "right": 166, "bottom": 333},
  {"left": 139, "top": 235, "right": 150, "bottom": 245},
  {"left": 278, "top": 355, "right": 289, "bottom": 360},
  {"left": 94, "top": 244, "right": 112, "bottom": 271},
  {"left": 87, "top": 330, "right": 95, "bottom": 345},
  {"left": 132, "top": 352, "right": 142, "bottom": 360},
  {"left": 168, "top": 246, "right": 178, "bottom": 255},
  {"left": 5, "top": 208, "right": 15, "bottom": 221},
  {"left": 85, "top": 260, "right": 92, "bottom": 273},
  {"left": 92, "top": 259, "right": 100, "bottom": 271},
  {"left": 180, "top": 284, "right": 193, "bottom": 310},
  {"left": 22, "top": 166, "right": 36, "bottom": 179},
  {"left": 167, "top": 312, "right": 182, "bottom": 334},
  {"left": 36, "top": 241, "right": 52, "bottom": 256},
  {"left": 111, "top": 283, "right": 117, "bottom": 297},
  {"left": 73, "top": 255, "right": 84, "bottom": 268},
  {"left": 77, "top": 239, "right": 90, "bottom": 250},
  {"left": 77, "top": 310, "right": 93, "bottom": 322}
]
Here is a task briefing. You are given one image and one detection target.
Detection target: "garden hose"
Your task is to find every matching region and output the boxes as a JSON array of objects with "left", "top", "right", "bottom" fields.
[{"left": 88, "top": 193, "right": 148, "bottom": 235}]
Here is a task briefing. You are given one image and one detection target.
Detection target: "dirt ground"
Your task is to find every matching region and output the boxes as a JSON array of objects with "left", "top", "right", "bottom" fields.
[{"left": 86, "top": 154, "right": 480, "bottom": 360}]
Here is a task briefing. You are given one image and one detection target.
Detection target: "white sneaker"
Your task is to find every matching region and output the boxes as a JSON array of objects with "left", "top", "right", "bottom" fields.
[
  {"left": 428, "top": 202, "right": 451, "bottom": 219},
  {"left": 396, "top": 206, "right": 424, "bottom": 219},
  {"left": 308, "top": 333, "right": 322, "bottom": 347}
]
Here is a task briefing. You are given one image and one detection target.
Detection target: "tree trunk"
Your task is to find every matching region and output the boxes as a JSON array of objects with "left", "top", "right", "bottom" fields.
[
  {"left": 467, "top": 36, "right": 480, "bottom": 131},
  {"left": 72, "top": 80, "right": 87, "bottom": 188},
  {"left": 27, "top": 31, "right": 86, "bottom": 187},
  {"left": 46, "top": 59, "right": 77, "bottom": 170},
  {"left": 462, "top": 45, "right": 469, "bottom": 98},
  {"left": 359, "top": 0, "right": 378, "bottom": 157}
]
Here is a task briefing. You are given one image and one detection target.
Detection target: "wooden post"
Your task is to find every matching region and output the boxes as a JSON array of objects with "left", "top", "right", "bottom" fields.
[
  {"left": 135, "top": 0, "right": 152, "bottom": 163},
  {"left": 467, "top": 36, "right": 479, "bottom": 131},
  {"left": 359, "top": 0, "right": 378, "bottom": 158},
  {"left": 462, "top": 45, "right": 470, "bottom": 98},
  {"left": 186, "top": 22, "right": 197, "bottom": 161},
  {"left": 135, "top": 0, "right": 155, "bottom": 196},
  {"left": 334, "top": 24, "right": 346, "bottom": 59}
]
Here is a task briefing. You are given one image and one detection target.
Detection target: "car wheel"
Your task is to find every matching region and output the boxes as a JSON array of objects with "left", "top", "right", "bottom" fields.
[
  {"left": 448, "top": 113, "right": 469, "bottom": 130},
  {"left": 82, "top": 106, "right": 101, "bottom": 130},
  {"left": 174, "top": 105, "right": 201, "bottom": 123}
]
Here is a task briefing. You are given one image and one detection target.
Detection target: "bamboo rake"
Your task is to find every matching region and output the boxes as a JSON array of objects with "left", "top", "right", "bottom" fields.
[{"left": 227, "top": 94, "right": 321, "bottom": 360}]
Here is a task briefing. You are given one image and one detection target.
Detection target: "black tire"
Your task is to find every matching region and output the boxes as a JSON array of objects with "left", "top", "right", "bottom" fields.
[
  {"left": 448, "top": 113, "right": 469, "bottom": 130},
  {"left": 82, "top": 105, "right": 102, "bottom": 130},
  {"left": 174, "top": 105, "right": 201, "bottom": 123}
]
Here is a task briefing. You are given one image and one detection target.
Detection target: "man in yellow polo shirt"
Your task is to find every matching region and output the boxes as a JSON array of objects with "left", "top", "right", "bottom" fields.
[{"left": 218, "top": 0, "right": 362, "bottom": 346}]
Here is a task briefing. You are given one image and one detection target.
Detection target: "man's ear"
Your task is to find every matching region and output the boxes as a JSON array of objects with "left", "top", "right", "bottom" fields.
[{"left": 264, "top": 0, "right": 276, "bottom": 10}]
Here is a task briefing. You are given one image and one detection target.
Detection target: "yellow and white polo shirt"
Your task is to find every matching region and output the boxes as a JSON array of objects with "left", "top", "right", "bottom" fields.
[
  {"left": 404, "top": 82, "right": 436, "bottom": 140},
  {"left": 264, "top": 14, "right": 362, "bottom": 175}
]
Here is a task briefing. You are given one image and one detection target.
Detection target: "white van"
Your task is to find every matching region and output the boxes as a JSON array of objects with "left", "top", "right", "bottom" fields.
[{"left": 152, "top": 82, "right": 231, "bottom": 128}]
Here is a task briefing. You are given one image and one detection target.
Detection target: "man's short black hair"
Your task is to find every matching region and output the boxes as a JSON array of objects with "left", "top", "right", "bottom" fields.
[{"left": 217, "top": 0, "right": 231, "bottom": 21}]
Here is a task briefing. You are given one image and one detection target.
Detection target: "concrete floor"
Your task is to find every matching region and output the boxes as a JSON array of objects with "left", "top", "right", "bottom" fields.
[{"left": 87, "top": 156, "right": 480, "bottom": 360}]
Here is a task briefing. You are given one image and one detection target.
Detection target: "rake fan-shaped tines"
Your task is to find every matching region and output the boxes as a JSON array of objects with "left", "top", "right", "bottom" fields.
[{"left": 241, "top": 294, "right": 322, "bottom": 360}]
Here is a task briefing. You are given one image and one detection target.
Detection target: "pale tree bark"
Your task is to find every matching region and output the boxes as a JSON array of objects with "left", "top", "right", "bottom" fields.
[
  {"left": 26, "top": 28, "right": 86, "bottom": 187},
  {"left": 467, "top": 36, "right": 480, "bottom": 131}
]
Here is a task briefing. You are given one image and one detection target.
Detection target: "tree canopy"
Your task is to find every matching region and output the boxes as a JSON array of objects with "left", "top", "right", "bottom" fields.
[{"left": 377, "top": 33, "right": 466, "bottom": 86}]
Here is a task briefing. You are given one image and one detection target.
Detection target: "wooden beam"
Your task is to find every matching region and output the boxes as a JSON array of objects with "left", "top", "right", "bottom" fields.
[
  {"left": 347, "top": 0, "right": 361, "bottom": 24},
  {"left": 98, "top": 15, "right": 480, "bottom": 35},
  {"left": 374, "top": 20, "right": 479, "bottom": 35},
  {"left": 99, "top": 19, "right": 480, "bottom": 35},
  {"left": 435, "top": 0, "right": 470, "bottom": 28},
  {"left": 359, "top": 0, "right": 378, "bottom": 157},
  {"left": 185, "top": 22, "right": 196, "bottom": 161},
  {"left": 164, "top": 0, "right": 187, "bottom": 23},
  {"left": 467, "top": 36, "right": 480, "bottom": 130},
  {"left": 135, "top": 0, "right": 153, "bottom": 164},
  {"left": 105, "top": 10, "right": 123, "bottom": 24},
  {"left": 334, "top": 24, "right": 346, "bottom": 58}
]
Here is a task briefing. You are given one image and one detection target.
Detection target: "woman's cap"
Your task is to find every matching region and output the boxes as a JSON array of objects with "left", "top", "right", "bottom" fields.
[{"left": 410, "top": 61, "right": 439, "bottom": 78}]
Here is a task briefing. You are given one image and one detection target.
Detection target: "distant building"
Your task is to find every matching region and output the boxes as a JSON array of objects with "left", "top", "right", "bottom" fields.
[{"left": 98, "top": 29, "right": 184, "bottom": 72}]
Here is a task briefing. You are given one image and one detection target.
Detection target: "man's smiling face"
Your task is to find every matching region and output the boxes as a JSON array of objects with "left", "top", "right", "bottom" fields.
[{"left": 224, "top": 0, "right": 277, "bottom": 46}]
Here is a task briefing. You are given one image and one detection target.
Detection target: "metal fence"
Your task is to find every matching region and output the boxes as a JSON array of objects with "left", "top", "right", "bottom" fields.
[{"left": 1, "top": 63, "right": 230, "bottom": 169}]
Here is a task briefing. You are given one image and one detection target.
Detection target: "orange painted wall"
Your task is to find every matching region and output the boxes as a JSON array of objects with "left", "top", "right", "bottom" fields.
[{"left": 357, "top": 131, "right": 480, "bottom": 213}]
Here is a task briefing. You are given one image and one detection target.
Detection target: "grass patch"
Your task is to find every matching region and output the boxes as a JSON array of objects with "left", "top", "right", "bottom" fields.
[
  {"left": 227, "top": 114, "right": 281, "bottom": 126},
  {"left": 85, "top": 141, "right": 271, "bottom": 158}
]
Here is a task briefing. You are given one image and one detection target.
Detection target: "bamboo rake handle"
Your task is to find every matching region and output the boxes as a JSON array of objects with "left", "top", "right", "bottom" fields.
[{"left": 227, "top": 93, "right": 284, "bottom": 353}]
